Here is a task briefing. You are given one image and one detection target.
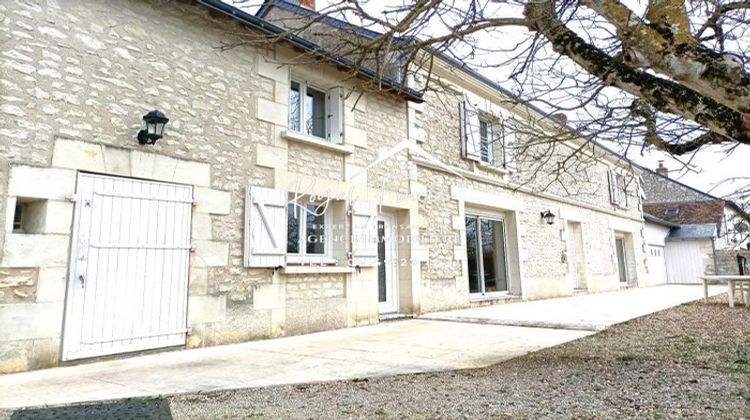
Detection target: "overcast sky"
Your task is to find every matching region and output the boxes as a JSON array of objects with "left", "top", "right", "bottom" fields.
[{"left": 237, "top": 0, "right": 747, "bottom": 199}]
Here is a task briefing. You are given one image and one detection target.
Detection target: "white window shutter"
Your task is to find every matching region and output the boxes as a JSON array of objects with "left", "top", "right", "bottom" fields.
[
  {"left": 464, "top": 101, "right": 482, "bottom": 161},
  {"left": 327, "top": 87, "right": 344, "bottom": 144},
  {"left": 502, "top": 121, "right": 517, "bottom": 171},
  {"left": 244, "top": 186, "right": 287, "bottom": 268},
  {"left": 607, "top": 169, "right": 621, "bottom": 205},
  {"left": 459, "top": 101, "right": 467, "bottom": 157},
  {"left": 350, "top": 200, "right": 378, "bottom": 267}
]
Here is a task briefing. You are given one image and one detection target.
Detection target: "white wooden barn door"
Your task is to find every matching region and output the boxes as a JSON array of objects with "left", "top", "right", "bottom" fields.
[
  {"left": 62, "top": 173, "right": 192, "bottom": 361},
  {"left": 664, "top": 241, "right": 704, "bottom": 284}
]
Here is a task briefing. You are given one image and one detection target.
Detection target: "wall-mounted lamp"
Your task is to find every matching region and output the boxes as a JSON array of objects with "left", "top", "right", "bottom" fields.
[
  {"left": 137, "top": 110, "right": 169, "bottom": 145},
  {"left": 540, "top": 210, "right": 556, "bottom": 225}
]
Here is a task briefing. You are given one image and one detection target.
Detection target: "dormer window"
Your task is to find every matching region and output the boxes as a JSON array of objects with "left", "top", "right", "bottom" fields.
[{"left": 664, "top": 208, "right": 680, "bottom": 217}]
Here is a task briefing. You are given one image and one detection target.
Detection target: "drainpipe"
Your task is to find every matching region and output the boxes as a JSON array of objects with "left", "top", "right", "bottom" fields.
[{"left": 711, "top": 238, "right": 719, "bottom": 275}]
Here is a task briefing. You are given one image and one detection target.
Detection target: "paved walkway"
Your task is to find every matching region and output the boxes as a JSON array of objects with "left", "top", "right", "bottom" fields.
[
  {"left": 423, "top": 284, "right": 726, "bottom": 331},
  {"left": 0, "top": 284, "right": 723, "bottom": 409}
]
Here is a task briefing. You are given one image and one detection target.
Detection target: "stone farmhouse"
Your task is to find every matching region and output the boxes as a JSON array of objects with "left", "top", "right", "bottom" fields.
[
  {"left": 641, "top": 162, "right": 750, "bottom": 284},
  {"left": 0, "top": 0, "right": 649, "bottom": 373}
]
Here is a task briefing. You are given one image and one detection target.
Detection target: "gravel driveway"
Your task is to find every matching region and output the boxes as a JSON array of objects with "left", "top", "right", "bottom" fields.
[{"left": 4, "top": 295, "right": 749, "bottom": 419}]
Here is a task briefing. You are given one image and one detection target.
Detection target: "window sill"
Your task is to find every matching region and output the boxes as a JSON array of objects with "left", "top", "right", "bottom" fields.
[
  {"left": 281, "top": 130, "right": 353, "bottom": 155},
  {"left": 287, "top": 255, "right": 337, "bottom": 265},
  {"left": 281, "top": 265, "right": 356, "bottom": 274},
  {"left": 474, "top": 161, "right": 511, "bottom": 175},
  {"left": 469, "top": 292, "right": 512, "bottom": 302}
]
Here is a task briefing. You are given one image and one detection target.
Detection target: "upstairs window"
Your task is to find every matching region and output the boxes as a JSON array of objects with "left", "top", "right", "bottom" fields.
[
  {"left": 478, "top": 117, "right": 492, "bottom": 164},
  {"left": 607, "top": 169, "right": 629, "bottom": 207},
  {"left": 288, "top": 81, "right": 344, "bottom": 143},
  {"left": 459, "top": 99, "right": 512, "bottom": 170}
]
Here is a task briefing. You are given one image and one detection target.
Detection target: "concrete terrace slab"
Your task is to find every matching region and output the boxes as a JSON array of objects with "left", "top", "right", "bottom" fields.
[
  {"left": 0, "top": 320, "right": 590, "bottom": 410},
  {"left": 422, "top": 284, "right": 726, "bottom": 331},
  {"left": 0, "top": 284, "right": 722, "bottom": 410}
]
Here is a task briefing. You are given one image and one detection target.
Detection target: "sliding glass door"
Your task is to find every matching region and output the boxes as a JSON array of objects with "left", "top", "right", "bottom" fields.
[{"left": 465, "top": 215, "right": 509, "bottom": 295}]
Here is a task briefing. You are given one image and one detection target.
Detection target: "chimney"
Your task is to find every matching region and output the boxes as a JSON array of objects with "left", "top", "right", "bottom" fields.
[
  {"left": 552, "top": 113, "right": 568, "bottom": 125},
  {"left": 297, "top": 0, "right": 315, "bottom": 9},
  {"left": 655, "top": 160, "right": 668, "bottom": 177}
]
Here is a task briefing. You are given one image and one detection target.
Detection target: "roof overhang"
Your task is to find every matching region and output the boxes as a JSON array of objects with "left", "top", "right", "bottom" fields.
[{"left": 198, "top": 0, "right": 423, "bottom": 103}]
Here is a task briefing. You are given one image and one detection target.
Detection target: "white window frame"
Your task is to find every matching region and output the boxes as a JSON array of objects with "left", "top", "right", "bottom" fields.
[
  {"left": 478, "top": 115, "right": 507, "bottom": 168},
  {"left": 289, "top": 80, "right": 328, "bottom": 140},
  {"left": 461, "top": 99, "right": 508, "bottom": 170},
  {"left": 608, "top": 168, "right": 630, "bottom": 208},
  {"left": 286, "top": 199, "right": 334, "bottom": 264},
  {"left": 479, "top": 116, "right": 494, "bottom": 165},
  {"left": 465, "top": 213, "right": 510, "bottom": 299}
]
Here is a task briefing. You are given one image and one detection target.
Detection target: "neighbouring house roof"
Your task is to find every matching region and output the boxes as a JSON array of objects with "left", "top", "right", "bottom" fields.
[
  {"left": 666, "top": 223, "right": 717, "bottom": 241},
  {"left": 643, "top": 200, "right": 726, "bottom": 229},
  {"left": 197, "top": 0, "right": 424, "bottom": 102},
  {"left": 255, "top": 0, "right": 638, "bottom": 169},
  {"left": 637, "top": 165, "right": 750, "bottom": 223},
  {"left": 643, "top": 213, "right": 681, "bottom": 228}
]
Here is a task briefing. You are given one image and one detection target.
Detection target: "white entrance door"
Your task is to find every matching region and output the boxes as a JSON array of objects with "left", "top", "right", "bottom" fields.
[
  {"left": 665, "top": 241, "right": 705, "bottom": 284},
  {"left": 62, "top": 173, "right": 193, "bottom": 361},
  {"left": 377, "top": 213, "right": 399, "bottom": 314},
  {"left": 647, "top": 245, "right": 668, "bottom": 284}
]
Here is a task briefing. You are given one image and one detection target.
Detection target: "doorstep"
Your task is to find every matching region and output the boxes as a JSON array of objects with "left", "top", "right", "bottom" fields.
[
  {"left": 468, "top": 294, "right": 522, "bottom": 308},
  {"left": 378, "top": 313, "right": 415, "bottom": 322}
]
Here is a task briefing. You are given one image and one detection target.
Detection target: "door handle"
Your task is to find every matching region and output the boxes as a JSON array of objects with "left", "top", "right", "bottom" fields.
[{"left": 78, "top": 275, "right": 85, "bottom": 287}]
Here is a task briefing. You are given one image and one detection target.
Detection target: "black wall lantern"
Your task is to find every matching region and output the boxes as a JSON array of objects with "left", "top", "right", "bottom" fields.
[
  {"left": 137, "top": 110, "right": 169, "bottom": 145},
  {"left": 540, "top": 210, "right": 556, "bottom": 225}
]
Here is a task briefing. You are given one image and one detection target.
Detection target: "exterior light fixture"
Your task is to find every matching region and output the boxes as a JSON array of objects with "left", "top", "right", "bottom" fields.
[
  {"left": 137, "top": 110, "right": 169, "bottom": 145},
  {"left": 540, "top": 210, "right": 556, "bottom": 225}
]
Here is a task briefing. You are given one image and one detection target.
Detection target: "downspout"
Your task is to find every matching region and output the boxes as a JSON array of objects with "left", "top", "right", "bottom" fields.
[{"left": 711, "top": 237, "right": 718, "bottom": 275}]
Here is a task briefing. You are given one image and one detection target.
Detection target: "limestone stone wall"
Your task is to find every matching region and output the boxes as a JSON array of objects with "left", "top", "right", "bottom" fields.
[
  {"left": 416, "top": 164, "right": 649, "bottom": 311},
  {"left": 642, "top": 171, "right": 711, "bottom": 204},
  {"left": 0, "top": 0, "right": 411, "bottom": 372},
  {"left": 411, "top": 79, "right": 649, "bottom": 309},
  {"left": 415, "top": 87, "right": 642, "bottom": 219},
  {"left": 0, "top": 158, "right": 7, "bottom": 263},
  {"left": 0, "top": 0, "right": 652, "bottom": 374},
  {"left": 707, "top": 249, "right": 750, "bottom": 276}
]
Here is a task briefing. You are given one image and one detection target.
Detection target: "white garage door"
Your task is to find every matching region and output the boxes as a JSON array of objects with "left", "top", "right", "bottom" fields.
[
  {"left": 62, "top": 173, "right": 192, "bottom": 361},
  {"left": 647, "top": 245, "right": 667, "bottom": 284},
  {"left": 664, "top": 241, "right": 705, "bottom": 284}
]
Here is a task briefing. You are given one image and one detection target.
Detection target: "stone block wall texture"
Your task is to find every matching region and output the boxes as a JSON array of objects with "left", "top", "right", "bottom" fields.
[
  {"left": 0, "top": 0, "right": 411, "bottom": 372},
  {"left": 413, "top": 84, "right": 648, "bottom": 310},
  {"left": 417, "top": 88, "right": 643, "bottom": 220},
  {"left": 708, "top": 249, "right": 750, "bottom": 276},
  {"left": 0, "top": 158, "right": 7, "bottom": 263},
  {"left": 642, "top": 171, "right": 711, "bottom": 204},
  {"left": 1, "top": 0, "right": 650, "bottom": 373}
]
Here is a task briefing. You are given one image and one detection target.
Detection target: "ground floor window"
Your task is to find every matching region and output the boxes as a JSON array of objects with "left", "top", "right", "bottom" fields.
[
  {"left": 615, "top": 235, "right": 629, "bottom": 283},
  {"left": 465, "top": 215, "right": 508, "bottom": 294},
  {"left": 287, "top": 200, "right": 329, "bottom": 256}
]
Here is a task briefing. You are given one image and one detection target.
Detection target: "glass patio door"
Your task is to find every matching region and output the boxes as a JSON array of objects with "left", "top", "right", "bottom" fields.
[{"left": 465, "top": 215, "right": 508, "bottom": 295}]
